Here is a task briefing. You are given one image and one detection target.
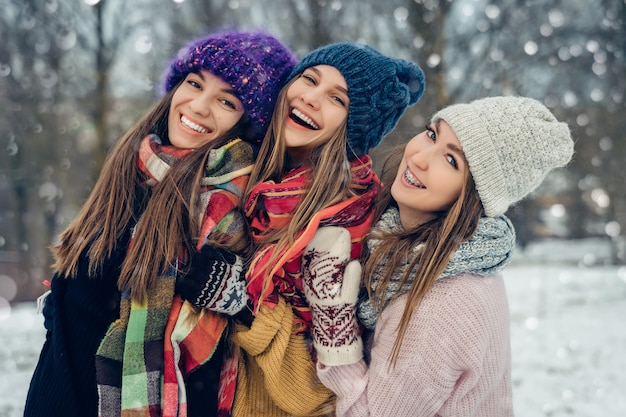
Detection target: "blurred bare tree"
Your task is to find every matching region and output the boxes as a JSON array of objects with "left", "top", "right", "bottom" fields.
[{"left": 0, "top": 0, "right": 623, "bottom": 301}]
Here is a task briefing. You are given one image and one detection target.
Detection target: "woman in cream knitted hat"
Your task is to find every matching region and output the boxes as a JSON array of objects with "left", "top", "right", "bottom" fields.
[{"left": 300, "top": 96, "right": 574, "bottom": 416}]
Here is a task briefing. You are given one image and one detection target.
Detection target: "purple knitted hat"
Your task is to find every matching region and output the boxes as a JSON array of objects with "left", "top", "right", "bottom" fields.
[{"left": 163, "top": 31, "right": 296, "bottom": 143}]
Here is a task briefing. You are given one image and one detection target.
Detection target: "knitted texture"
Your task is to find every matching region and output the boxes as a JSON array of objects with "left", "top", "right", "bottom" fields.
[
  {"left": 357, "top": 206, "right": 516, "bottom": 330},
  {"left": 302, "top": 227, "right": 363, "bottom": 366},
  {"left": 319, "top": 275, "right": 514, "bottom": 417},
  {"left": 433, "top": 96, "right": 574, "bottom": 216},
  {"left": 178, "top": 245, "right": 247, "bottom": 314},
  {"left": 232, "top": 297, "right": 336, "bottom": 416},
  {"left": 163, "top": 31, "right": 296, "bottom": 142},
  {"left": 287, "top": 42, "right": 425, "bottom": 157},
  {"left": 24, "top": 238, "right": 129, "bottom": 417}
]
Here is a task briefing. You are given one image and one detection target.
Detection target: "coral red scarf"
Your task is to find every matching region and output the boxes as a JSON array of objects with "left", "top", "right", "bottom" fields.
[{"left": 244, "top": 155, "right": 380, "bottom": 333}]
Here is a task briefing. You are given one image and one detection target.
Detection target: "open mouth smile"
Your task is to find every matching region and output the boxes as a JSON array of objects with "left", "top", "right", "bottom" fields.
[
  {"left": 181, "top": 115, "right": 209, "bottom": 134},
  {"left": 290, "top": 108, "right": 320, "bottom": 130},
  {"left": 404, "top": 168, "right": 426, "bottom": 189}
]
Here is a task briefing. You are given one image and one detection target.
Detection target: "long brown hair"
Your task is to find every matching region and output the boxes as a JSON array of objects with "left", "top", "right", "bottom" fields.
[
  {"left": 243, "top": 76, "right": 358, "bottom": 296},
  {"left": 363, "top": 145, "right": 484, "bottom": 366},
  {"left": 54, "top": 82, "right": 253, "bottom": 302},
  {"left": 52, "top": 89, "right": 176, "bottom": 279},
  {"left": 118, "top": 120, "right": 251, "bottom": 302}
]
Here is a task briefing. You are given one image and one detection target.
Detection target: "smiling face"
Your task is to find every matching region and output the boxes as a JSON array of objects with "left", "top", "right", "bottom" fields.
[
  {"left": 282, "top": 65, "right": 349, "bottom": 162},
  {"left": 167, "top": 70, "right": 245, "bottom": 149},
  {"left": 391, "top": 119, "right": 468, "bottom": 229}
]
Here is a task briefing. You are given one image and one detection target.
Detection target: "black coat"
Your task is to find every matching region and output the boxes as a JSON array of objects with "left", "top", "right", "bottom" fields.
[
  {"left": 23, "top": 234, "right": 224, "bottom": 417},
  {"left": 24, "top": 241, "right": 127, "bottom": 417}
]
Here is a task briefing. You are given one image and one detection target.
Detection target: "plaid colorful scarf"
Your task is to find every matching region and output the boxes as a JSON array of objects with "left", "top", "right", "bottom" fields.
[
  {"left": 244, "top": 155, "right": 381, "bottom": 334},
  {"left": 95, "top": 134, "right": 254, "bottom": 417}
]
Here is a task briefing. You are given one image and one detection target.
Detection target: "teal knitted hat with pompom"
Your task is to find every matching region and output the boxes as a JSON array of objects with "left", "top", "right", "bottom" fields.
[{"left": 288, "top": 42, "right": 426, "bottom": 158}]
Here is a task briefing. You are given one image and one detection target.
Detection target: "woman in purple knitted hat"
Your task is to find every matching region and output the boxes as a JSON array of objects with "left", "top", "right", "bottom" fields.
[{"left": 24, "top": 31, "right": 295, "bottom": 417}]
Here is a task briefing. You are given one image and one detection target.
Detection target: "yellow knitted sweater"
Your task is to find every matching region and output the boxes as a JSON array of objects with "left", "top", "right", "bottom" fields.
[{"left": 232, "top": 297, "right": 336, "bottom": 417}]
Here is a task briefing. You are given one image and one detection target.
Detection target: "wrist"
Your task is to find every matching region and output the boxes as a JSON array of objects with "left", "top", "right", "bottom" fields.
[
  {"left": 234, "top": 304, "right": 254, "bottom": 327},
  {"left": 315, "top": 335, "right": 363, "bottom": 366}
]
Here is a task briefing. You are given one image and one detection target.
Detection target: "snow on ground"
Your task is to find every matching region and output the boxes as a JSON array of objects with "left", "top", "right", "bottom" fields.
[
  {"left": 1, "top": 239, "right": 625, "bottom": 417},
  {"left": 0, "top": 302, "right": 45, "bottom": 417}
]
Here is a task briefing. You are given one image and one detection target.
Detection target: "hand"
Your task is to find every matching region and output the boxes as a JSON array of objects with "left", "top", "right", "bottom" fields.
[
  {"left": 302, "top": 227, "right": 363, "bottom": 366},
  {"left": 179, "top": 245, "right": 248, "bottom": 315}
]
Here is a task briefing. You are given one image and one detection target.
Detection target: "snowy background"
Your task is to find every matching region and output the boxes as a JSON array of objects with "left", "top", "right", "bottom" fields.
[{"left": 1, "top": 239, "right": 625, "bottom": 417}]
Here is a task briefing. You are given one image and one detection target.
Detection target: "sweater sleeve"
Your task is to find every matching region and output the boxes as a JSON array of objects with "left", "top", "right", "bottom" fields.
[
  {"left": 317, "top": 273, "right": 513, "bottom": 417},
  {"left": 232, "top": 296, "right": 335, "bottom": 416}
]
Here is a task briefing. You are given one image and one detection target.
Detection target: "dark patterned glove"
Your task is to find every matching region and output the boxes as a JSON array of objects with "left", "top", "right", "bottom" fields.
[
  {"left": 303, "top": 227, "right": 363, "bottom": 366},
  {"left": 179, "top": 245, "right": 247, "bottom": 315}
]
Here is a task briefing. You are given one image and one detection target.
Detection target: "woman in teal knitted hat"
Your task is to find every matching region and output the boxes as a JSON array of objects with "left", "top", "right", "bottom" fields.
[
  {"left": 236, "top": 41, "right": 425, "bottom": 417},
  {"left": 301, "top": 96, "right": 574, "bottom": 416},
  {"left": 24, "top": 30, "right": 296, "bottom": 417},
  {"left": 180, "top": 41, "right": 426, "bottom": 416}
]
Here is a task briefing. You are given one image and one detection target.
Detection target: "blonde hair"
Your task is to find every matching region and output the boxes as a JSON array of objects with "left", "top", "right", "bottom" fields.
[
  {"left": 54, "top": 82, "right": 252, "bottom": 302},
  {"left": 363, "top": 145, "right": 484, "bottom": 366},
  {"left": 243, "top": 76, "right": 358, "bottom": 300}
]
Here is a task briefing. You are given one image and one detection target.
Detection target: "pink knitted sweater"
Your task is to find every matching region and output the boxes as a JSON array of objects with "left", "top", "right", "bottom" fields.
[{"left": 317, "top": 272, "right": 514, "bottom": 417}]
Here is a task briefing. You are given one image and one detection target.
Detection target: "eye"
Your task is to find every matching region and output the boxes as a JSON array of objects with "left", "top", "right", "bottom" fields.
[
  {"left": 425, "top": 125, "right": 436, "bottom": 142},
  {"left": 186, "top": 79, "right": 201, "bottom": 89},
  {"left": 301, "top": 73, "right": 316, "bottom": 85},
  {"left": 331, "top": 94, "right": 347, "bottom": 107},
  {"left": 219, "top": 98, "right": 238, "bottom": 110},
  {"left": 446, "top": 154, "right": 458, "bottom": 169}
]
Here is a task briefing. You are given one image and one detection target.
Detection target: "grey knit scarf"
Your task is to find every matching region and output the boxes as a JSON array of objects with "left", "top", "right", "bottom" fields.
[{"left": 357, "top": 206, "right": 516, "bottom": 330}]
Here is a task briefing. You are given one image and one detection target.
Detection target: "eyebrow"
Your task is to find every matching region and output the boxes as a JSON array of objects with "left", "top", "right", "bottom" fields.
[
  {"left": 195, "top": 71, "right": 238, "bottom": 95},
  {"left": 307, "top": 66, "right": 349, "bottom": 96},
  {"left": 447, "top": 143, "right": 466, "bottom": 161}
]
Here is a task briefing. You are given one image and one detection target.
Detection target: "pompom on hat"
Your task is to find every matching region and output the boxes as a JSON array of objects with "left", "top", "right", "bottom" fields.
[
  {"left": 433, "top": 96, "right": 574, "bottom": 217},
  {"left": 287, "top": 42, "right": 425, "bottom": 157},
  {"left": 163, "top": 31, "right": 297, "bottom": 143}
]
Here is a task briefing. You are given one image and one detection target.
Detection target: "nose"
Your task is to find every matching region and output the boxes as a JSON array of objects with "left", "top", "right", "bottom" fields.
[
  {"left": 189, "top": 93, "right": 212, "bottom": 117},
  {"left": 411, "top": 146, "right": 437, "bottom": 171},
  {"left": 299, "top": 89, "right": 321, "bottom": 110},
  {"left": 410, "top": 145, "right": 431, "bottom": 170}
]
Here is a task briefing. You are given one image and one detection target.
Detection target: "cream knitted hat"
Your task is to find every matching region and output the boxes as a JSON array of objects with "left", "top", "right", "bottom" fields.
[{"left": 433, "top": 96, "right": 574, "bottom": 217}]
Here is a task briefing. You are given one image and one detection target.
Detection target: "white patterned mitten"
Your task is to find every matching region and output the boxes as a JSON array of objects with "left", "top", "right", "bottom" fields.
[{"left": 303, "top": 227, "right": 363, "bottom": 366}]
